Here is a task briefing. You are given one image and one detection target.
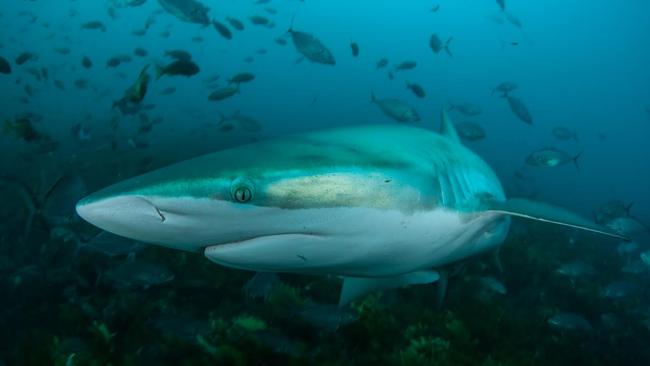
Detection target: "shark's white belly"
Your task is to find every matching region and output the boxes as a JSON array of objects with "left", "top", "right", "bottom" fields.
[
  {"left": 83, "top": 195, "right": 510, "bottom": 277},
  {"left": 204, "top": 206, "right": 510, "bottom": 277}
]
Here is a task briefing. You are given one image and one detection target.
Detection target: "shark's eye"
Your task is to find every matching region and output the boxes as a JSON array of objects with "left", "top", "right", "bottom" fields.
[
  {"left": 233, "top": 186, "right": 252, "bottom": 203},
  {"left": 230, "top": 177, "right": 255, "bottom": 203}
]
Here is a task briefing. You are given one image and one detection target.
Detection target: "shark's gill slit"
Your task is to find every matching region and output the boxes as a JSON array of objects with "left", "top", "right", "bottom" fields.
[
  {"left": 138, "top": 197, "right": 166, "bottom": 222},
  {"left": 154, "top": 206, "right": 166, "bottom": 222}
]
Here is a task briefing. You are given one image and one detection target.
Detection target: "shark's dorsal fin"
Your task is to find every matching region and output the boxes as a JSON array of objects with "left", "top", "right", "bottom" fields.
[
  {"left": 485, "top": 198, "right": 628, "bottom": 240},
  {"left": 440, "top": 109, "right": 461, "bottom": 144},
  {"left": 339, "top": 270, "right": 439, "bottom": 306}
]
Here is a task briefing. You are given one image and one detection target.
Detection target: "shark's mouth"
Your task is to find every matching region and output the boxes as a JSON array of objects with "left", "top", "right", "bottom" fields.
[
  {"left": 206, "top": 232, "right": 324, "bottom": 251},
  {"left": 203, "top": 233, "right": 327, "bottom": 272}
]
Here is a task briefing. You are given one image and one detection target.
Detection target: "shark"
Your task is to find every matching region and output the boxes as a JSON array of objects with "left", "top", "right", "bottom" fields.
[{"left": 76, "top": 111, "right": 625, "bottom": 305}]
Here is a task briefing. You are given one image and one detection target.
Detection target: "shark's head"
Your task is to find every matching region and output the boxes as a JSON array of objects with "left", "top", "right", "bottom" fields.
[{"left": 77, "top": 126, "right": 444, "bottom": 251}]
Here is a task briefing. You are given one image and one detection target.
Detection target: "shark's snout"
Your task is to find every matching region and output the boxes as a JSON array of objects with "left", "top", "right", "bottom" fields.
[{"left": 76, "top": 195, "right": 167, "bottom": 242}]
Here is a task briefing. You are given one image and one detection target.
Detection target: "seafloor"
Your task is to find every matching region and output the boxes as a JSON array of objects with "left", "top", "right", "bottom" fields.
[{"left": 1, "top": 217, "right": 647, "bottom": 366}]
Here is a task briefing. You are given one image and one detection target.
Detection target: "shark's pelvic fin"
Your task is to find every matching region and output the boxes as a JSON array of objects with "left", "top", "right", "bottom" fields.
[
  {"left": 339, "top": 270, "right": 440, "bottom": 306},
  {"left": 486, "top": 198, "right": 628, "bottom": 240},
  {"left": 435, "top": 269, "right": 448, "bottom": 308},
  {"left": 440, "top": 109, "right": 461, "bottom": 144}
]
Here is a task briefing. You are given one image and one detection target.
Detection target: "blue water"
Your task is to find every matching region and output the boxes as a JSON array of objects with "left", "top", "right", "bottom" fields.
[{"left": 1, "top": 1, "right": 649, "bottom": 365}]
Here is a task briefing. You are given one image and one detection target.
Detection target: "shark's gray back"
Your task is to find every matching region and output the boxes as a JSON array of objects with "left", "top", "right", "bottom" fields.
[{"left": 85, "top": 124, "right": 505, "bottom": 213}]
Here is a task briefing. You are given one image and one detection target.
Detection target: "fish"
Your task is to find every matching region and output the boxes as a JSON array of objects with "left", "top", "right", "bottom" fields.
[
  {"left": 106, "top": 54, "right": 132, "bottom": 68},
  {"left": 556, "top": 260, "right": 595, "bottom": 278},
  {"left": 226, "top": 17, "right": 244, "bottom": 31},
  {"left": 80, "top": 21, "right": 106, "bottom": 31},
  {"left": 429, "top": 34, "right": 452, "bottom": 57},
  {"left": 134, "top": 47, "right": 148, "bottom": 57},
  {"left": 595, "top": 200, "right": 634, "bottom": 224},
  {"left": 491, "top": 81, "right": 517, "bottom": 96},
  {"left": 455, "top": 122, "right": 486, "bottom": 141},
  {"left": 158, "top": 0, "right": 210, "bottom": 25},
  {"left": 449, "top": 102, "right": 482, "bottom": 116},
  {"left": 155, "top": 59, "right": 200, "bottom": 79},
  {"left": 81, "top": 56, "right": 93, "bottom": 69},
  {"left": 70, "top": 123, "right": 92, "bottom": 144},
  {"left": 606, "top": 217, "right": 649, "bottom": 239},
  {"left": 478, "top": 276, "right": 506, "bottom": 294},
  {"left": 622, "top": 260, "right": 647, "bottom": 275},
  {"left": 159, "top": 86, "right": 176, "bottom": 96},
  {"left": 244, "top": 272, "right": 280, "bottom": 299},
  {"left": 525, "top": 148, "right": 581, "bottom": 170},
  {"left": 641, "top": 251, "right": 650, "bottom": 267},
  {"left": 600, "top": 281, "right": 640, "bottom": 299},
  {"left": 506, "top": 13, "right": 523, "bottom": 28},
  {"left": 376, "top": 58, "right": 388, "bottom": 69},
  {"left": 75, "top": 111, "right": 624, "bottom": 306},
  {"left": 394, "top": 61, "right": 417, "bottom": 71},
  {"left": 496, "top": 0, "right": 506, "bottom": 11},
  {"left": 103, "top": 259, "right": 175, "bottom": 289},
  {"left": 548, "top": 312, "right": 592, "bottom": 332},
  {"left": 253, "top": 330, "right": 302, "bottom": 357},
  {"left": 53, "top": 80, "right": 65, "bottom": 90},
  {"left": 208, "top": 85, "right": 239, "bottom": 101},
  {"left": 15, "top": 52, "right": 38, "bottom": 65},
  {"left": 250, "top": 15, "right": 271, "bottom": 26},
  {"left": 298, "top": 303, "right": 359, "bottom": 331},
  {"left": 406, "top": 82, "right": 426, "bottom": 98},
  {"left": 212, "top": 20, "right": 232, "bottom": 40},
  {"left": 228, "top": 72, "right": 255, "bottom": 84},
  {"left": 74, "top": 78, "right": 89, "bottom": 90},
  {"left": 53, "top": 47, "right": 71, "bottom": 55},
  {"left": 203, "top": 75, "right": 221, "bottom": 84},
  {"left": 113, "top": 65, "right": 151, "bottom": 112},
  {"left": 552, "top": 127, "right": 578, "bottom": 142},
  {"left": 3, "top": 117, "right": 47, "bottom": 142},
  {"left": 164, "top": 49, "right": 192, "bottom": 61},
  {"left": 275, "top": 37, "right": 287, "bottom": 46},
  {"left": 616, "top": 241, "right": 638, "bottom": 256},
  {"left": 25, "top": 68, "right": 42, "bottom": 82},
  {"left": 371, "top": 92, "right": 420, "bottom": 122},
  {"left": 23, "top": 84, "right": 34, "bottom": 97},
  {"left": 217, "top": 111, "right": 261, "bottom": 132},
  {"left": 289, "top": 26, "right": 336, "bottom": 65},
  {"left": 350, "top": 42, "right": 359, "bottom": 57},
  {"left": 502, "top": 94, "right": 533, "bottom": 124}
]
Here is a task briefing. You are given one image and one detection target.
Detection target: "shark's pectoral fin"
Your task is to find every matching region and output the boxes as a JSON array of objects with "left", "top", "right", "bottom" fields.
[
  {"left": 486, "top": 198, "right": 628, "bottom": 240},
  {"left": 339, "top": 270, "right": 439, "bottom": 306}
]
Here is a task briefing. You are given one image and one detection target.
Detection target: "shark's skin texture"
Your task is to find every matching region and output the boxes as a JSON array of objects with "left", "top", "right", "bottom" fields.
[{"left": 77, "top": 124, "right": 512, "bottom": 280}]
